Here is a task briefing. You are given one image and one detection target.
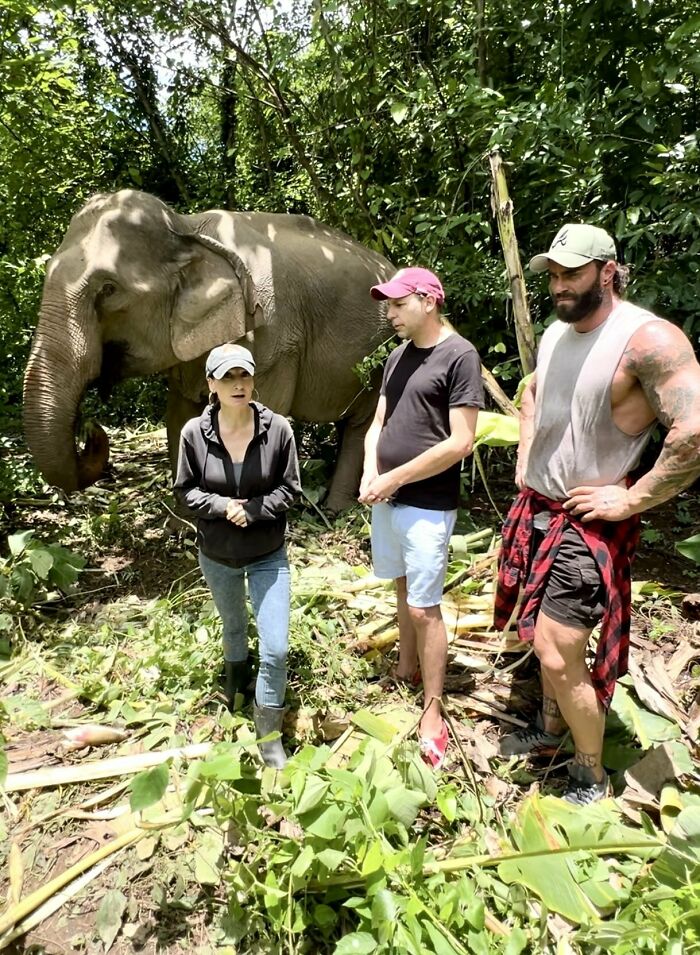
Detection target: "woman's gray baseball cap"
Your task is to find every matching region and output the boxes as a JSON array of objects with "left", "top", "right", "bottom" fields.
[
  {"left": 205, "top": 344, "right": 256, "bottom": 379},
  {"left": 529, "top": 224, "right": 617, "bottom": 273}
]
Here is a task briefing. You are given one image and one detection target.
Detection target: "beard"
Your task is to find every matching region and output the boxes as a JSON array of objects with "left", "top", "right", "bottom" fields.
[{"left": 553, "top": 279, "right": 604, "bottom": 324}]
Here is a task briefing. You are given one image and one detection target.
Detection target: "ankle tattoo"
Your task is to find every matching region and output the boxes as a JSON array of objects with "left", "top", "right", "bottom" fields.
[
  {"left": 542, "top": 696, "right": 562, "bottom": 719},
  {"left": 574, "top": 751, "right": 598, "bottom": 769}
]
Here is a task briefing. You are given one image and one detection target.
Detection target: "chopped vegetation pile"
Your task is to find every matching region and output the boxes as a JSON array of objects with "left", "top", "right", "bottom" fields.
[{"left": 1, "top": 429, "right": 699, "bottom": 954}]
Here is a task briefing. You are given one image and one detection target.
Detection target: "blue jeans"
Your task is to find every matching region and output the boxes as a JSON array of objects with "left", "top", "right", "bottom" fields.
[{"left": 199, "top": 546, "right": 290, "bottom": 708}]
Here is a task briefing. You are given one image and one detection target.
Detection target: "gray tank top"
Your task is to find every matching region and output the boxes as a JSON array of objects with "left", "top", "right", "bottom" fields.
[{"left": 526, "top": 301, "right": 660, "bottom": 501}]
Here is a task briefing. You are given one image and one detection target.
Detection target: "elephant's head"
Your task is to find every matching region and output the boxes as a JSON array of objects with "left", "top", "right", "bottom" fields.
[{"left": 23, "top": 189, "right": 262, "bottom": 491}]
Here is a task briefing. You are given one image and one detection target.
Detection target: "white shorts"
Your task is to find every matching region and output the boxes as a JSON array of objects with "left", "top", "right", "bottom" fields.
[{"left": 371, "top": 502, "right": 457, "bottom": 608}]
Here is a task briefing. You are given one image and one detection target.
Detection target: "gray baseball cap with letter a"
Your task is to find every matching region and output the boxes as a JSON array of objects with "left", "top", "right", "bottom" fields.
[{"left": 529, "top": 223, "right": 617, "bottom": 273}]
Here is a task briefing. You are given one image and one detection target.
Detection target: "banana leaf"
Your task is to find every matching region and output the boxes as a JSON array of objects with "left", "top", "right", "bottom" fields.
[
  {"left": 497, "top": 795, "right": 660, "bottom": 924},
  {"left": 473, "top": 412, "right": 520, "bottom": 449}
]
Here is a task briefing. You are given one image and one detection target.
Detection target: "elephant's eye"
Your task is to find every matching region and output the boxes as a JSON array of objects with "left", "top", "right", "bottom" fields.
[{"left": 101, "top": 282, "right": 117, "bottom": 298}]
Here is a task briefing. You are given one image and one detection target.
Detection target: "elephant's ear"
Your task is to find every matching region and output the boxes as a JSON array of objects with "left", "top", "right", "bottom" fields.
[{"left": 168, "top": 227, "right": 267, "bottom": 363}]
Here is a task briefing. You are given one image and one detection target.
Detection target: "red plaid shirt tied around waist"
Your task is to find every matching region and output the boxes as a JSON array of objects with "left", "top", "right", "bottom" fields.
[{"left": 494, "top": 488, "right": 640, "bottom": 710}]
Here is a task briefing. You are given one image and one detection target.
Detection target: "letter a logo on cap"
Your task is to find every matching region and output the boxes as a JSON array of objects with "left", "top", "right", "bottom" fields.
[{"left": 551, "top": 228, "right": 568, "bottom": 249}]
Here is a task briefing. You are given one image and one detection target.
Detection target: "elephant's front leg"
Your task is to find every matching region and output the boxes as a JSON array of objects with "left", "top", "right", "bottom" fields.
[
  {"left": 326, "top": 405, "right": 377, "bottom": 512},
  {"left": 166, "top": 383, "right": 207, "bottom": 477}
]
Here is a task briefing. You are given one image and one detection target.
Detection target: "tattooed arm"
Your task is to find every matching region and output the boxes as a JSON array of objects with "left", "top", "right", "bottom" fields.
[
  {"left": 627, "top": 322, "right": 700, "bottom": 508},
  {"left": 565, "top": 320, "right": 700, "bottom": 521}
]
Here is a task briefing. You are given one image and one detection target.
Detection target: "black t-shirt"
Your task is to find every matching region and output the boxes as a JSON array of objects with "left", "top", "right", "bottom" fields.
[{"left": 377, "top": 334, "right": 484, "bottom": 510}]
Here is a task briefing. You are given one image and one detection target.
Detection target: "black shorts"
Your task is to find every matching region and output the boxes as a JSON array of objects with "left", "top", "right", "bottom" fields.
[{"left": 536, "top": 525, "right": 606, "bottom": 629}]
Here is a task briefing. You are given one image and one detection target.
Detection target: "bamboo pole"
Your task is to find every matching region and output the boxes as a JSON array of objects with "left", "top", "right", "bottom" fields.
[
  {"left": 4, "top": 742, "right": 212, "bottom": 793},
  {"left": 0, "top": 829, "right": 145, "bottom": 940},
  {"left": 0, "top": 856, "right": 115, "bottom": 949},
  {"left": 488, "top": 148, "right": 537, "bottom": 376}
]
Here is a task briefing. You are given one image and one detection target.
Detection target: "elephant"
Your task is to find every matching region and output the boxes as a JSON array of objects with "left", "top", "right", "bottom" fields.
[{"left": 23, "top": 189, "right": 395, "bottom": 510}]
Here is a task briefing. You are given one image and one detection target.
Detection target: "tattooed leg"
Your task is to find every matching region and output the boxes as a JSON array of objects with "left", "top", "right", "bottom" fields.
[
  {"left": 574, "top": 750, "right": 605, "bottom": 782},
  {"left": 535, "top": 611, "right": 604, "bottom": 772},
  {"left": 542, "top": 695, "right": 562, "bottom": 718},
  {"left": 540, "top": 673, "right": 567, "bottom": 735}
]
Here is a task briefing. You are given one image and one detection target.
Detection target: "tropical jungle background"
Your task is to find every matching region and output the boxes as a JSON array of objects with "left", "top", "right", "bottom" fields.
[{"left": 1, "top": 1, "right": 700, "bottom": 953}]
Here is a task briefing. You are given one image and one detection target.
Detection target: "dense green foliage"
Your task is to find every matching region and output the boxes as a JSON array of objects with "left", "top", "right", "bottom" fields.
[{"left": 2, "top": 0, "right": 699, "bottom": 426}]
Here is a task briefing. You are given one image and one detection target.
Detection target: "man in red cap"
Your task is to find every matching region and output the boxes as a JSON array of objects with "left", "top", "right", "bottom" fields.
[{"left": 359, "top": 267, "right": 484, "bottom": 769}]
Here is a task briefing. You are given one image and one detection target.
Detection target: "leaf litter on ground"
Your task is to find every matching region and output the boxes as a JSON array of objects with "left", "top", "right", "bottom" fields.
[{"left": 1, "top": 426, "right": 700, "bottom": 953}]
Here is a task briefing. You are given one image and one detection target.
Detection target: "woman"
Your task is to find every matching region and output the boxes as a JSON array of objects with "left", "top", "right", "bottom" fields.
[{"left": 174, "top": 343, "right": 300, "bottom": 768}]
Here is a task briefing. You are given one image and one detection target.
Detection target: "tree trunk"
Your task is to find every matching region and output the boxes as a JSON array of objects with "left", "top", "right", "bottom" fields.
[
  {"left": 220, "top": 60, "right": 238, "bottom": 208},
  {"left": 475, "top": 0, "right": 488, "bottom": 88},
  {"left": 488, "top": 148, "right": 536, "bottom": 376}
]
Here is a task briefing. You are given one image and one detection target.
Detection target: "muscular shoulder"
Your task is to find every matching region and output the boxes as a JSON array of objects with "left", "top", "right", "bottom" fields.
[
  {"left": 620, "top": 318, "right": 700, "bottom": 428},
  {"left": 621, "top": 318, "right": 698, "bottom": 380}
]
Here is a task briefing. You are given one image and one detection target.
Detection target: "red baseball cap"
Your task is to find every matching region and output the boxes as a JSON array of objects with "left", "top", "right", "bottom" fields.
[{"left": 370, "top": 267, "right": 445, "bottom": 306}]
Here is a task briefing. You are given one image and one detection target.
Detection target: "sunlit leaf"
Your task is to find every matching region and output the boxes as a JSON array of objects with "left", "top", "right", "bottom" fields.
[
  {"left": 384, "top": 785, "right": 427, "bottom": 828},
  {"left": 8, "top": 531, "right": 34, "bottom": 557},
  {"left": 350, "top": 709, "right": 397, "bottom": 743},
  {"left": 390, "top": 101, "right": 408, "bottom": 125},
  {"left": 129, "top": 762, "right": 169, "bottom": 811},
  {"left": 193, "top": 829, "right": 224, "bottom": 885},
  {"left": 676, "top": 533, "right": 700, "bottom": 564},
  {"left": 333, "top": 932, "right": 377, "bottom": 954},
  {"left": 473, "top": 411, "right": 520, "bottom": 449},
  {"left": 28, "top": 548, "right": 53, "bottom": 580},
  {"left": 611, "top": 684, "right": 680, "bottom": 749}
]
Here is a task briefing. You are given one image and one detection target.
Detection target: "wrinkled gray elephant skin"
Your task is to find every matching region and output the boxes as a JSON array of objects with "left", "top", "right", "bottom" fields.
[{"left": 23, "top": 189, "right": 394, "bottom": 510}]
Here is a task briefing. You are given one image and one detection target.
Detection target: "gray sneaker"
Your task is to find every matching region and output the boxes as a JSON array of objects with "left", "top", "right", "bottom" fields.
[
  {"left": 562, "top": 763, "right": 610, "bottom": 805},
  {"left": 499, "top": 722, "right": 564, "bottom": 757}
]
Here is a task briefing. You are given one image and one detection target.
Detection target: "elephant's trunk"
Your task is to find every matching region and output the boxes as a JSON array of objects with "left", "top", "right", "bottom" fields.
[{"left": 23, "top": 287, "right": 108, "bottom": 491}]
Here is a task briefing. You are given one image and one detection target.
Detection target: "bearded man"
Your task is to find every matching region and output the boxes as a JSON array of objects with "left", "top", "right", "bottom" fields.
[{"left": 495, "top": 223, "right": 700, "bottom": 804}]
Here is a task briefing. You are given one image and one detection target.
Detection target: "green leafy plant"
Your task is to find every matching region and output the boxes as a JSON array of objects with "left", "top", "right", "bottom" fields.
[
  {"left": 0, "top": 531, "right": 85, "bottom": 622},
  {"left": 676, "top": 533, "right": 700, "bottom": 564},
  {"left": 130, "top": 729, "right": 690, "bottom": 954},
  {"left": 353, "top": 338, "right": 399, "bottom": 391}
]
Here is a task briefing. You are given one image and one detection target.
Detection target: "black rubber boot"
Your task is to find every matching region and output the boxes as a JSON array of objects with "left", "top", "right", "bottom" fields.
[
  {"left": 253, "top": 703, "right": 288, "bottom": 768},
  {"left": 224, "top": 659, "right": 250, "bottom": 711}
]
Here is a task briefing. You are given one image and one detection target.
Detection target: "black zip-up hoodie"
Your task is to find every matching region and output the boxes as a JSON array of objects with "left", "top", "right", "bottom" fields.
[{"left": 174, "top": 402, "right": 300, "bottom": 567}]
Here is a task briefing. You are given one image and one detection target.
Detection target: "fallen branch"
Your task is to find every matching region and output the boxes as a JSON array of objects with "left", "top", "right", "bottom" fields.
[
  {"left": 301, "top": 489, "right": 333, "bottom": 529},
  {"left": 42, "top": 689, "right": 82, "bottom": 713},
  {"left": 14, "top": 778, "right": 131, "bottom": 841},
  {"left": 0, "top": 828, "right": 145, "bottom": 942},
  {"left": 451, "top": 695, "right": 528, "bottom": 727},
  {"left": 451, "top": 635, "right": 522, "bottom": 653},
  {"left": 0, "top": 855, "right": 115, "bottom": 950},
  {"left": 5, "top": 742, "right": 212, "bottom": 793},
  {"left": 481, "top": 363, "right": 519, "bottom": 417}
]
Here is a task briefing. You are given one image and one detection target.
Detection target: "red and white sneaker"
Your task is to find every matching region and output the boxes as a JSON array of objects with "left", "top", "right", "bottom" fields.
[{"left": 419, "top": 720, "right": 449, "bottom": 770}]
